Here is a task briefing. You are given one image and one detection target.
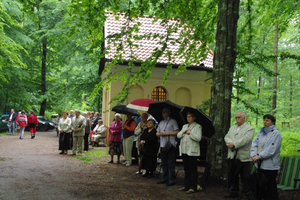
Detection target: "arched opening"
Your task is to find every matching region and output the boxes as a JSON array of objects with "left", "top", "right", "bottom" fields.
[{"left": 151, "top": 86, "right": 167, "bottom": 101}]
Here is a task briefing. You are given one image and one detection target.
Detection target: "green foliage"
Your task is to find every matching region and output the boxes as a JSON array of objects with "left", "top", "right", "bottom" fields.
[
  {"left": 0, "top": 0, "right": 103, "bottom": 115},
  {"left": 280, "top": 130, "right": 300, "bottom": 158}
]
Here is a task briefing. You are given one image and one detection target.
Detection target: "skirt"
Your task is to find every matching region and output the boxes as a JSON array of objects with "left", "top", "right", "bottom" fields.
[
  {"left": 59, "top": 132, "right": 72, "bottom": 150},
  {"left": 109, "top": 141, "right": 122, "bottom": 156}
]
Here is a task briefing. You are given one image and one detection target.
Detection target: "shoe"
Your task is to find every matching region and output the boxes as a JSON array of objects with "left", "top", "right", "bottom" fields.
[
  {"left": 70, "top": 153, "right": 76, "bottom": 156},
  {"left": 223, "top": 194, "right": 238, "bottom": 198},
  {"left": 108, "top": 161, "right": 113, "bottom": 163},
  {"left": 157, "top": 180, "right": 167, "bottom": 184},
  {"left": 59, "top": 151, "right": 64, "bottom": 154},
  {"left": 125, "top": 163, "right": 131, "bottom": 167},
  {"left": 166, "top": 182, "right": 175, "bottom": 186},
  {"left": 122, "top": 161, "right": 127, "bottom": 165},
  {"left": 179, "top": 187, "right": 188, "bottom": 191},
  {"left": 186, "top": 189, "right": 195, "bottom": 194},
  {"left": 142, "top": 173, "right": 148, "bottom": 177}
]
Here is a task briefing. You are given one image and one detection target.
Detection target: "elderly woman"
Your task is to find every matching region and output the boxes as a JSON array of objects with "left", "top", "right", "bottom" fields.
[
  {"left": 135, "top": 113, "right": 148, "bottom": 174},
  {"left": 251, "top": 114, "right": 282, "bottom": 200},
  {"left": 177, "top": 112, "right": 202, "bottom": 194},
  {"left": 108, "top": 113, "right": 123, "bottom": 164},
  {"left": 139, "top": 119, "right": 158, "bottom": 178},
  {"left": 58, "top": 111, "right": 72, "bottom": 154},
  {"left": 91, "top": 120, "right": 106, "bottom": 147}
]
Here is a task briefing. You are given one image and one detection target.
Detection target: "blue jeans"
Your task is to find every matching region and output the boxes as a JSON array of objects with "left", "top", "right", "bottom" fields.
[
  {"left": 160, "top": 146, "right": 176, "bottom": 184},
  {"left": 7, "top": 121, "right": 16, "bottom": 135}
]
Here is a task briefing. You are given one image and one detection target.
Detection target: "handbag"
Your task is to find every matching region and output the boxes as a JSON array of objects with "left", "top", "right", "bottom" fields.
[
  {"left": 161, "top": 119, "right": 173, "bottom": 153},
  {"left": 163, "top": 136, "right": 173, "bottom": 153}
]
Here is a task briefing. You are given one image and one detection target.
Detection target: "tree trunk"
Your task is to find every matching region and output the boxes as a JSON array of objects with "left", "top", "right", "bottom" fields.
[
  {"left": 256, "top": 76, "right": 262, "bottom": 125},
  {"left": 208, "top": 0, "right": 240, "bottom": 181},
  {"left": 272, "top": 24, "right": 278, "bottom": 116},
  {"left": 236, "top": 70, "right": 240, "bottom": 104},
  {"left": 40, "top": 39, "right": 47, "bottom": 116},
  {"left": 290, "top": 75, "right": 292, "bottom": 118}
]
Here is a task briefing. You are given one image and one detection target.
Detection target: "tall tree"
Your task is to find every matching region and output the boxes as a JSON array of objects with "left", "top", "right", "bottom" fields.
[
  {"left": 272, "top": 24, "right": 279, "bottom": 115},
  {"left": 208, "top": 0, "right": 240, "bottom": 179}
]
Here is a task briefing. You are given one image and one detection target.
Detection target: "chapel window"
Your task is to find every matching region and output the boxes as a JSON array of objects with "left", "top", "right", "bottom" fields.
[{"left": 151, "top": 86, "right": 167, "bottom": 101}]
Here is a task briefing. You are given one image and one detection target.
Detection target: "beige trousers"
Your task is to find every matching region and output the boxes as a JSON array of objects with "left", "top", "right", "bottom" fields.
[
  {"left": 123, "top": 135, "right": 134, "bottom": 165},
  {"left": 73, "top": 136, "right": 84, "bottom": 154}
]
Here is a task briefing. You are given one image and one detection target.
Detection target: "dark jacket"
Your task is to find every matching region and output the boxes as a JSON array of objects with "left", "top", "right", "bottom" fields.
[{"left": 140, "top": 128, "right": 158, "bottom": 155}]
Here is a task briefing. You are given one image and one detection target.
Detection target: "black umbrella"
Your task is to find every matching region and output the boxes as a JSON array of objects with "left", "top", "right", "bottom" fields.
[
  {"left": 112, "top": 105, "right": 140, "bottom": 116},
  {"left": 148, "top": 100, "right": 184, "bottom": 129},
  {"left": 179, "top": 106, "right": 215, "bottom": 138}
]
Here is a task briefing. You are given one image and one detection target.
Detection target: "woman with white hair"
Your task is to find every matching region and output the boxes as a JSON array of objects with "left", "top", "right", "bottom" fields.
[
  {"left": 91, "top": 120, "right": 106, "bottom": 147},
  {"left": 108, "top": 113, "right": 123, "bottom": 164}
]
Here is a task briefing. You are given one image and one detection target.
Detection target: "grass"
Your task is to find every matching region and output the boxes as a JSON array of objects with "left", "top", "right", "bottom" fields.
[{"left": 75, "top": 148, "right": 109, "bottom": 164}]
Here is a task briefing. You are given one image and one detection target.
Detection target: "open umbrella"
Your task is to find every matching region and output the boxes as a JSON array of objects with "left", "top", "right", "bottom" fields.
[
  {"left": 112, "top": 105, "right": 140, "bottom": 116},
  {"left": 148, "top": 100, "right": 184, "bottom": 129},
  {"left": 127, "top": 98, "right": 155, "bottom": 111},
  {"left": 179, "top": 106, "right": 215, "bottom": 138}
]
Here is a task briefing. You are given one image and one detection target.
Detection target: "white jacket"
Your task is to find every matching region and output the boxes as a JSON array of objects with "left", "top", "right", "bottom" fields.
[
  {"left": 224, "top": 122, "right": 255, "bottom": 162},
  {"left": 177, "top": 122, "right": 202, "bottom": 156}
]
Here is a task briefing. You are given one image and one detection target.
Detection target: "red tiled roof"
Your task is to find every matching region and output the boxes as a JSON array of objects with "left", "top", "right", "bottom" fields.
[{"left": 104, "top": 12, "right": 214, "bottom": 69}]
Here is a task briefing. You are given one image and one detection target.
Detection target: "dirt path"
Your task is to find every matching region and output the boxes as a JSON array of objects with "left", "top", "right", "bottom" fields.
[{"left": 0, "top": 131, "right": 231, "bottom": 200}]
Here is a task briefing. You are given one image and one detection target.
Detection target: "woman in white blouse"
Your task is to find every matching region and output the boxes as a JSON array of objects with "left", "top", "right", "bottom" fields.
[
  {"left": 58, "top": 111, "right": 72, "bottom": 154},
  {"left": 177, "top": 112, "right": 202, "bottom": 194}
]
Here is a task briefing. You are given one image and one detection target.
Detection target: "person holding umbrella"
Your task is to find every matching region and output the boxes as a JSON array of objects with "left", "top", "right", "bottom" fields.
[
  {"left": 224, "top": 111, "right": 255, "bottom": 199},
  {"left": 122, "top": 113, "right": 136, "bottom": 166},
  {"left": 139, "top": 118, "right": 158, "bottom": 178},
  {"left": 156, "top": 107, "right": 179, "bottom": 186},
  {"left": 177, "top": 112, "right": 202, "bottom": 194}
]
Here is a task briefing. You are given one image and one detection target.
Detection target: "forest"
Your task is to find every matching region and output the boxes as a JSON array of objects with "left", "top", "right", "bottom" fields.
[{"left": 1, "top": 0, "right": 300, "bottom": 178}]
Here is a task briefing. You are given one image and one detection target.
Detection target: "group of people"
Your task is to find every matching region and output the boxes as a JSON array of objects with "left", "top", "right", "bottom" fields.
[
  {"left": 57, "top": 110, "right": 106, "bottom": 155},
  {"left": 7, "top": 109, "right": 39, "bottom": 139},
  {"left": 224, "top": 112, "right": 282, "bottom": 200},
  {"left": 106, "top": 107, "right": 202, "bottom": 195},
  {"left": 55, "top": 108, "right": 282, "bottom": 199}
]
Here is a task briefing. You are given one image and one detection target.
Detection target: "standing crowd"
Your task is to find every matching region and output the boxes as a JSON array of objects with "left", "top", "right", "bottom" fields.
[{"left": 54, "top": 108, "right": 281, "bottom": 199}]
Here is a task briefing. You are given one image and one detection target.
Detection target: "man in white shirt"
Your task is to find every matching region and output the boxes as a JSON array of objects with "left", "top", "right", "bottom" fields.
[
  {"left": 224, "top": 111, "right": 255, "bottom": 199},
  {"left": 156, "top": 107, "right": 179, "bottom": 186}
]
